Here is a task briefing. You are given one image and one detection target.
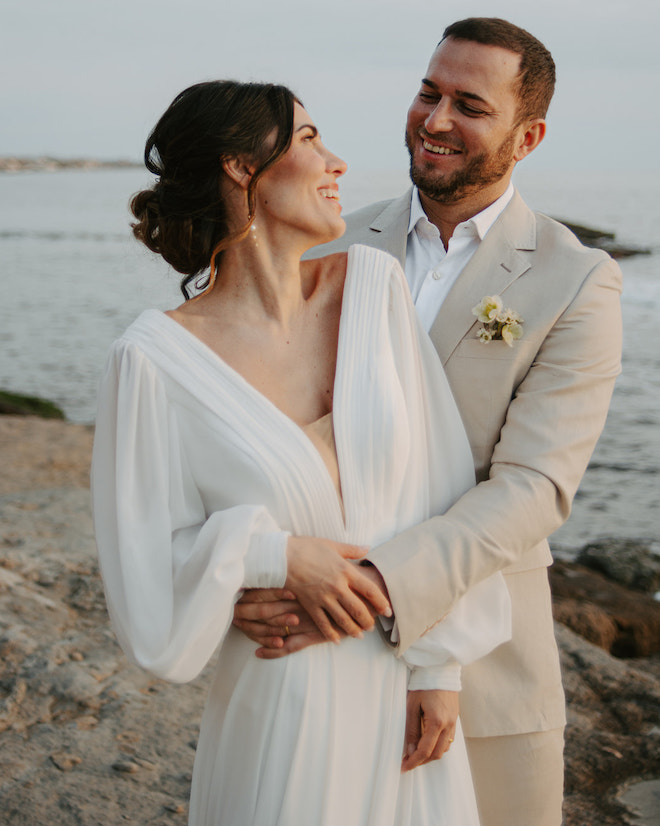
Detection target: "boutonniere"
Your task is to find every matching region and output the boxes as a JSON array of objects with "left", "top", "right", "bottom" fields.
[{"left": 471, "top": 295, "right": 524, "bottom": 346}]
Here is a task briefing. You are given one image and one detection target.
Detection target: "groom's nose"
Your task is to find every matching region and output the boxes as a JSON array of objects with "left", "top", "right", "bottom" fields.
[{"left": 425, "top": 98, "right": 454, "bottom": 134}]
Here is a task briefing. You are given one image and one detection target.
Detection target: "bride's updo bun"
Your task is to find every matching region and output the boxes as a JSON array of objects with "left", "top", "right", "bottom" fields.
[{"left": 130, "top": 80, "right": 297, "bottom": 298}]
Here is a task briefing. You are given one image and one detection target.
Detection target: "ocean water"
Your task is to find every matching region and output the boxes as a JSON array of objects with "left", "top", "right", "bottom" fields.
[{"left": 0, "top": 167, "right": 658, "bottom": 552}]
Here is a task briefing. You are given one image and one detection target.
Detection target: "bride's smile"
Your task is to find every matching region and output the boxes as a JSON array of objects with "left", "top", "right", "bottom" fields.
[{"left": 253, "top": 102, "right": 347, "bottom": 249}]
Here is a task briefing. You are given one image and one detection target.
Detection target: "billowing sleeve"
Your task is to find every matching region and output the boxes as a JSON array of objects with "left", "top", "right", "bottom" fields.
[{"left": 91, "top": 340, "right": 288, "bottom": 683}]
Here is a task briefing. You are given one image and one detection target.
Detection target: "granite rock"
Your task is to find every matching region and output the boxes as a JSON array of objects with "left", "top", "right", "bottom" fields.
[
  {"left": 550, "top": 559, "right": 660, "bottom": 658},
  {"left": 576, "top": 538, "right": 660, "bottom": 595}
]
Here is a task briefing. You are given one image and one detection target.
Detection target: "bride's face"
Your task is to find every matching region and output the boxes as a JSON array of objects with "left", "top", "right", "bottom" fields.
[{"left": 254, "top": 103, "right": 347, "bottom": 246}]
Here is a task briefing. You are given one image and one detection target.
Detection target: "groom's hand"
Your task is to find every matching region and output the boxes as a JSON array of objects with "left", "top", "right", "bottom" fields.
[
  {"left": 233, "top": 588, "right": 333, "bottom": 655},
  {"left": 233, "top": 588, "right": 307, "bottom": 649},
  {"left": 401, "top": 690, "right": 458, "bottom": 772}
]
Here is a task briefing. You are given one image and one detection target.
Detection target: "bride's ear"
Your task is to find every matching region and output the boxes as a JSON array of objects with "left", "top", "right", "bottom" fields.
[{"left": 222, "top": 156, "right": 255, "bottom": 190}]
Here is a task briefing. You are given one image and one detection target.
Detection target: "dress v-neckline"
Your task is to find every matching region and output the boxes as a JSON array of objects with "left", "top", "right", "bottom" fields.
[
  {"left": 126, "top": 245, "right": 397, "bottom": 540},
  {"left": 147, "top": 270, "right": 352, "bottom": 530},
  {"left": 153, "top": 303, "right": 344, "bottom": 437}
]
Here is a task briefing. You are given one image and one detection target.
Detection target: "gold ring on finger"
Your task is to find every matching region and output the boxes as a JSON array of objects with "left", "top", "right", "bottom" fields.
[{"left": 284, "top": 626, "right": 290, "bottom": 637}]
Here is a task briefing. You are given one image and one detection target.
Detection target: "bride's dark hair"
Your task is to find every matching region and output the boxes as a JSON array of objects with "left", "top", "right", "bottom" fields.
[{"left": 130, "top": 80, "right": 298, "bottom": 298}]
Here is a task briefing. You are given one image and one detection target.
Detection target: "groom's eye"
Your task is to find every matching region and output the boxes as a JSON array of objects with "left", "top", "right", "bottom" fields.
[{"left": 458, "top": 102, "right": 486, "bottom": 116}]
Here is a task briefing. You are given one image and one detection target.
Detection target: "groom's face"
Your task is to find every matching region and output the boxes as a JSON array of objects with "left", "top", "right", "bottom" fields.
[{"left": 405, "top": 37, "right": 527, "bottom": 207}]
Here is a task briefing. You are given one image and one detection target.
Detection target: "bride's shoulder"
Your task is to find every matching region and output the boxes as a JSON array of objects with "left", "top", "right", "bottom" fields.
[{"left": 301, "top": 251, "right": 348, "bottom": 297}]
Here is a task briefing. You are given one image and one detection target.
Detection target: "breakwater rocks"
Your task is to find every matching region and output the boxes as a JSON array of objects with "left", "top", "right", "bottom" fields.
[
  {"left": 557, "top": 220, "right": 652, "bottom": 259},
  {"left": 0, "top": 415, "right": 658, "bottom": 825},
  {"left": 0, "top": 157, "right": 140, "bottom": 173}
]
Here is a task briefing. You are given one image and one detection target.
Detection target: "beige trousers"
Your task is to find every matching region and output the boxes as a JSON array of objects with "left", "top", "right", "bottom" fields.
[{"left": 465, "top": 728, "right": 565, "bottom": 826}]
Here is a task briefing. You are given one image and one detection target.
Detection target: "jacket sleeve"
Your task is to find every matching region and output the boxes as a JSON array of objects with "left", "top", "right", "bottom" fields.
[
  {"left": 368, "top": 252, "right": 623, "bottom": 653},
  {"left": 402, "top": 570, "right": 512, "bottom": 690},
  {"left": 91, "top": 340, "right": 288, "bottom": 682}
]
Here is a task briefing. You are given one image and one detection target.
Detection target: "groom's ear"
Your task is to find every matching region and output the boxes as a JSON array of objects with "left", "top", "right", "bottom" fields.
[
  {"left": 513, "top": 119, "right": 546, "bottom": 162},
  {"left": 222, "top": 156, "right": 255, "bottom": 190}
]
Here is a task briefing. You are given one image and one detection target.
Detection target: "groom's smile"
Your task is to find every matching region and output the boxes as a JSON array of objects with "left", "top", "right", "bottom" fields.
[
  {"left": 421, "top": 139, "right": 462, "bottom": 156},
  {"left": 405, "top": 36, "right": 527, "bottom": 208}
]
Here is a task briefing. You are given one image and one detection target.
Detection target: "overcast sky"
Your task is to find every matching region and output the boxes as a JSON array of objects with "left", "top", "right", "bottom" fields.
[{"left": 2, "top": 0, "right": 658, "bottom": 174}]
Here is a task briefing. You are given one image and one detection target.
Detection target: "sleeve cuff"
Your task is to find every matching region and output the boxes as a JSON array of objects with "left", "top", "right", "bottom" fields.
[
  {"left": 408, "top": 661, "right": 462, "bottom": 692},
  {"left": 376, "top": 613, "right": 399, "bottom": 646},
  {"left": 242, "top": 530, "right": 289, "bottom": 588}
]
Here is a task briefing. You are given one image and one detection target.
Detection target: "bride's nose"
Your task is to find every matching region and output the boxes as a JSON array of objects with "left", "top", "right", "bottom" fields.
[{"left": 325, "top": 148, "right": 347, "bottom": 178}]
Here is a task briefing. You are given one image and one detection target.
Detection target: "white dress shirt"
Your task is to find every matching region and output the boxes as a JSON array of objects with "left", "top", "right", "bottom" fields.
[{"left": 405, "top": 183, "right": 514, "bottom": 332}]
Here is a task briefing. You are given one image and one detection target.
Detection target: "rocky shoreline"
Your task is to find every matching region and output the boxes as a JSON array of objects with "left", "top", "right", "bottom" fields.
[{"left": 0, "top": 415, "right": 658, "bottom": 825}]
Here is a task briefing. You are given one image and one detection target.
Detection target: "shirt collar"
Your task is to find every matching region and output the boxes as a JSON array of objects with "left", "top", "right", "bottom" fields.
[
  {"left": 408, "top": 183, "right": 515, "bottom": 241},
  {"left": 408, "top": 187, "right": 430, "bottom": 234}
]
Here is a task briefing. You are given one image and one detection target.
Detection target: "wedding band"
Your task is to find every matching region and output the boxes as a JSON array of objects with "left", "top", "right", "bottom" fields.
[
  {"left": 448, "top": 738, "right": 454, "bottom": 743},
  {"left": 284, "top": 626, "right": 290, "bottom": 637}
]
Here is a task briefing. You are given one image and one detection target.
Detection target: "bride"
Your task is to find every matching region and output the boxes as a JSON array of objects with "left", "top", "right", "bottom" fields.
[{"left": 92, "top": 79, "right": 511, "bottom": 825}]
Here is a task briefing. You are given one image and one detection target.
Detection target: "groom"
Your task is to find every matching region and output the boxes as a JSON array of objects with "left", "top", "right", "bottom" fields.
[{"left": 236, "top": 17, "right": 622, "bottom": 826}]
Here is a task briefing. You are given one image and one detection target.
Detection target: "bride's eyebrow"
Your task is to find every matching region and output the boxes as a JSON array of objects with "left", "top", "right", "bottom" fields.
[{"left": 296, "top": 124, "right": 318, "bottom": 136}]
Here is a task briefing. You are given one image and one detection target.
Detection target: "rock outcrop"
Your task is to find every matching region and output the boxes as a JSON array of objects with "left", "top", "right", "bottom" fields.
[
  {"left": 1, "top": 416, "right": 658, "bottom": 824},
  {"left": 550, "top": 558, "right": 660, "bottom": 658},
  {"left": 556, "top": 219, "right": 652, "bottom": 259}
]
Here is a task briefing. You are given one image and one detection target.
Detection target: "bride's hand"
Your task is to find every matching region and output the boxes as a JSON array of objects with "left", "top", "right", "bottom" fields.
[
  {"left": 401, "top": 690, "right": 458, "bottom": 772},
  {"left": 284, "top": 536, "right": 391, "bottom": 643}
]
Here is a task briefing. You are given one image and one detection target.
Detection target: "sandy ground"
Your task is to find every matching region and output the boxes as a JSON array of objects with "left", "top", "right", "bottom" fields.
[{"left": 0, "top": 416, "right": 94, "bottom": 495}]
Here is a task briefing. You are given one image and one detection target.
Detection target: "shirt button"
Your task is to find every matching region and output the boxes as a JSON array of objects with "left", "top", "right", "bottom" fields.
[{"left": 432, "top": 271, "right": 441, "bottom": 280}]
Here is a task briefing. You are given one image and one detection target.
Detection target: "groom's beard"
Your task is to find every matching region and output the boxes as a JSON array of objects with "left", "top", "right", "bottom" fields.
[{"left": 406, "top": 127, "right": 517, "bottom": 204}]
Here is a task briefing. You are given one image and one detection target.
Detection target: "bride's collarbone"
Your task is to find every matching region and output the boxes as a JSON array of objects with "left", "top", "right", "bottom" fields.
[
  {"left": 167, "top": 293, "right": 339, "bottom": 422},
  {"left": 179, "top": 319, "right": 335, "bottom": 425}
]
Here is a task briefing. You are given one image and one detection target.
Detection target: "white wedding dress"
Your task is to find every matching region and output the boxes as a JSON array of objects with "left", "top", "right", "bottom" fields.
[{"left": 92, "top": 245, "right": 511, "bottom": 826}]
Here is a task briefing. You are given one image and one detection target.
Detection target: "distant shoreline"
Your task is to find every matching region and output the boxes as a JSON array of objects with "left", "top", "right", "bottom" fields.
[
  {"left": 0, "top": 156, "right": 141, "bottom": 173},
  {"left": 1, "top": 158, "right": 651, "bottom": 259}
]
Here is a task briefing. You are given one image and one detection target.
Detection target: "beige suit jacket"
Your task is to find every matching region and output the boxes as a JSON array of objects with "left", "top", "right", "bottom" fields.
[{"left": 313, "top": 188, "right": 622, "bottom": 736}]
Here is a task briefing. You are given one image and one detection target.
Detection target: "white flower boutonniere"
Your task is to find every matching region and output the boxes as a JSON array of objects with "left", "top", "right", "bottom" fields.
[{"left": 471, "top": 295, "right": 524, "bottom": 346}]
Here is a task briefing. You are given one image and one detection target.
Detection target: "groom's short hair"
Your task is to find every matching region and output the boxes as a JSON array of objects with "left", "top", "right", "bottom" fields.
[{"left": 441, "top": 18, "right": 556, "bottom": 123}]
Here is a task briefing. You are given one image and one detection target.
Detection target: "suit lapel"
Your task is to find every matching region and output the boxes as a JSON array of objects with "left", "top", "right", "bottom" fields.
[
  {"left": 429, "top": 191, "right": 537, "bottom": 365},
  {"left": 365, "top": 189, "right": 412, "bottom": 266}
]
